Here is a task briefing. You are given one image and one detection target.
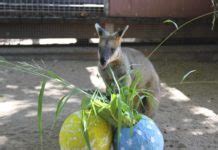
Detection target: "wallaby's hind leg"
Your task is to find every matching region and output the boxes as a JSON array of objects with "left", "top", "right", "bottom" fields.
[
  {"left": 137, "top": 96, "right": 155, "bottom": 118},
  {"left": 147, "top": 75, "right": 160, "bottom": 117},
  {"left": 138, "top": 75, "right": 160, "bottom": 118},
  {"left": 141, "top": 96, "right": 158, "bottom": 118}
]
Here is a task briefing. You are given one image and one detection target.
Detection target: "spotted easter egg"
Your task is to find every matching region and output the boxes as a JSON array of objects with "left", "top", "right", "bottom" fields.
[
  {"left": 114, "top": 115, "right": 164, "bottom": 150},
  {"left": 59, "top": 111, "right": 113, "bottom": 150}
]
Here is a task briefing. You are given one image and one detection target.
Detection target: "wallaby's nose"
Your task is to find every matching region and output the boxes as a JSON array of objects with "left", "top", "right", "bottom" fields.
[{"left": 100, "top": 57, "right": 107, "bottom": 66}]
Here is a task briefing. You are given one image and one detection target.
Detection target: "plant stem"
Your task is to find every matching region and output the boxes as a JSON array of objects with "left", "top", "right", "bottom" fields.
[{"left": 148, "top": 11, "right": 218, "bottom": 58}]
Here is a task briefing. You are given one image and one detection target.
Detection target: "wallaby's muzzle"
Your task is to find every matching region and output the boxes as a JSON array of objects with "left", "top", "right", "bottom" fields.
[
  {"left": 100, "top": 57, "right": 107, "bottom": 66},
  {"left": 99, "top": 46, "right": 111, "bottom": 68}
]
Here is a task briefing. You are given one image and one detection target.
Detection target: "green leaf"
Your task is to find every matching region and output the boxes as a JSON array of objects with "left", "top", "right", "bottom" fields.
[
  {"left": 163, "top": 19, "right": 179, "bottom": 29},
  {"left": 116, "top": 95, "right": 122, "bottom": 150},
  {"left": 37, "top": 80, "right": 47, "bottom": 150},
  {"left": 81, "top": 97, "right": 91, "bottom": 110},
  {"left": 211, "top": 0, "right": 218, "bottom": 30},
  {"left": 90, "top": 90, "right": 100, "bottom": 116},
  {"left": 81, "top": 110, "right": 92, "bottom": 150},
  {"left": 53, "top": 87, "right": 84, "bottom": 129},
  {"left": 181, "top": 70, "right": 197, "bottom": 83},
  {"left": 109, "top": 67, "right": 121, "bottom": 94},
  {"left": 52, "top": 95, "right": 71, "bottom": 128}
]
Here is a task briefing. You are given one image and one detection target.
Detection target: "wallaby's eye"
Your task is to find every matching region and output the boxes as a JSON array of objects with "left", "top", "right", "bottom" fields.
[
  {"left": 98, "top": 47, "right": 103, "bottom": 52},
  {"left": 98, "top": 30, "right": 103, "bottom": 36},
  {"left": 111, "top": 48, "right": 115, "bottom": 53}
]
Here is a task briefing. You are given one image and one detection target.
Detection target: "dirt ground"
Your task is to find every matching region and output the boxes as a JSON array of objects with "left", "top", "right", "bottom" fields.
[{"left": 0, "top": 51, "right": 218, "bottom": 150}]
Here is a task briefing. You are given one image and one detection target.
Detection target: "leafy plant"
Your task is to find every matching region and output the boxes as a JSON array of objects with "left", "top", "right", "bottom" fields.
[
  {"left": 0, "top": 56, "right": 153, "bottom": 149},
  {"left": 79, "top": 67, "right": 156, "bottom": 149}
]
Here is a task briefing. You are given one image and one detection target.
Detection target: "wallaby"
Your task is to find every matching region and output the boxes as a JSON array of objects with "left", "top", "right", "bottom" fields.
[{"left": 95, "top": 23, "right": 160, "bottom": 118}]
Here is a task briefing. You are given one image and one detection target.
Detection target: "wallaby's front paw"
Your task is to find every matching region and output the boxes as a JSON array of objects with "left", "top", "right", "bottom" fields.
[
  {"left": 83, "top": 89, "right": 96, "bottom": 95},
  {"left": 138, "top": 96, "right": 159, "bottom": 119}
]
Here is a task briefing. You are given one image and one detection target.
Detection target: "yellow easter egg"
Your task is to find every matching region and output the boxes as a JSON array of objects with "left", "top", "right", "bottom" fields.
[{"left": 59, "top": 111, "right": 112, "bottom": 150}]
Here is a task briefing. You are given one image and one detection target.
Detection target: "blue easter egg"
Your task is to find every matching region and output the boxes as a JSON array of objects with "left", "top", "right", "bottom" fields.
[{"left": 114, "top": 115, "right": 164, "bottom": 150}]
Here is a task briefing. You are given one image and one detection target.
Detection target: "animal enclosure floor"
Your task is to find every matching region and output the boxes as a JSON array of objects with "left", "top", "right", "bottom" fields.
[{"left": 0, "top": 59, "right": 217, "bottom": 150}]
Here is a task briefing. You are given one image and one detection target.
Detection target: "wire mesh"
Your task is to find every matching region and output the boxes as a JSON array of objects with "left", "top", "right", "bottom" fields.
[{"left": 0, "top": 0, "right": 104, "bottom": 19}]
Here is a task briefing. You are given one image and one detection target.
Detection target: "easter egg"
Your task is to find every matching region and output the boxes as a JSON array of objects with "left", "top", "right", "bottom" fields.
[
  {"left": 59, "top": 111, "right": 113, "bottom": 150},
  {"left": 114, "top": 115, "right": 164, "bottom": 150}
]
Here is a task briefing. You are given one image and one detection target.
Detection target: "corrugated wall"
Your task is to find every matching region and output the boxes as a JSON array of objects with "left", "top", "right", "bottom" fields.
[{"left": 107, "top": 0, "right": 212, "bottom": 18}]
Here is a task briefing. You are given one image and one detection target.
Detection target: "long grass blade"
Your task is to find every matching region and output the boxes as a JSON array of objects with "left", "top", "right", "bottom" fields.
[
  {"left": 109, "top": 67, "right": 121, "bottom": 93},
  {"left": 108, "top": 67, "right": 123, "bottom": 149},
  {"left": 52, "top": 95, "right": 71, "bottom": 129},
  {"left": 180, "top": 70, "right": 197, "bottom": 83},
  {"left": 211, "top": 0, "right": 217, "bottom": 30},
  {"left": 81, "top": 110, "right": 92, "bottom": 150},
  {"left": 163, "top": 19, "right": 179, "bottom": 29},
  {"left": 0, "top": 57, "right": 92, "bottom": 98},
  {"left": 53, "top": 86, "right": 89, "bottom": 129},
  {"left": 37, "top": 80, "right": 47, "bottom": 150}
]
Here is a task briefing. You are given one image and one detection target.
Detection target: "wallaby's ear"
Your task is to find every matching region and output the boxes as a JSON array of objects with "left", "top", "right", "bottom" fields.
[
  {"left": 95, "top": 23, "right": 105, "bottom": 37},
  {"left": 115, "top": 25, "right": 129, "bottom": 38}
]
